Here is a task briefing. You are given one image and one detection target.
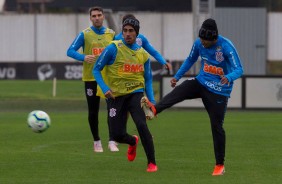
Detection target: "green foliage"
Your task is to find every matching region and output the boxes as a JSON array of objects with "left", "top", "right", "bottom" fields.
[{"left": 0, "top": 80, "right": 282, "bottom": 183}]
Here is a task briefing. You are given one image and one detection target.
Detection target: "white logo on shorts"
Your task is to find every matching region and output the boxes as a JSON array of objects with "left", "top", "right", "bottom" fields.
[
  {"left": 87, "top": 88, "right": 93, "bottom": 96},
  {"left": 109, "top": 108, "right": 117, "bottom": 117}
]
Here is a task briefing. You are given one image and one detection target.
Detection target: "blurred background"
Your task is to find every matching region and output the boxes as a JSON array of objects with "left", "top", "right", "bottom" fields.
[{"left": 0, "top": 0, "right": 282, "bottom": 109}]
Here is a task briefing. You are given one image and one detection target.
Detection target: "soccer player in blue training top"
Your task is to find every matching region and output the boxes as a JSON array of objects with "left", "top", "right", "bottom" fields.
[
  {"left": 141, "top": 18, "right": 243, "bottom": 176},
  {"left": 115, "top": 14, "right": 171, "bottom": 71},
  {"left": 66, "top": 6, "right": 119, "bottom": 152},
  {"left": 93, "top": 17, "right": 158, "bottom": 172}
]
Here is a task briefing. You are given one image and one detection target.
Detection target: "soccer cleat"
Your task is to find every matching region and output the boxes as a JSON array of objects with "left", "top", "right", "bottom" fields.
[
  {"left": 93, "top": 140, "right": 103, "bottom": 153},
  {"left": 147, "top": 163, "right": 158, "bottom": 172},
  {"left": 212, "top": 164, "right": 225, "bottom": 176},
  {"left": 108, "top": 141, "right": 119, "bottom": 152},
  {"left": 127, "top": 135, "right": 139, "bottom": 161},
  {"left": 140, "top": 96, "right": 156, "bottom": 120}
]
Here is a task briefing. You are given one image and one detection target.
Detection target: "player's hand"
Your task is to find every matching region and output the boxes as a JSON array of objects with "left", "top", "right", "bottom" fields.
[
  {"left": 220, "top": 76, "right": 230, "bottom": 85},
  {"left": 84, "top": 55, "right": 96, "bottom": 63},
  {"left": 105, "top": 90, "right": 115, "bottom": 99},
  {"left": 170, "top": 78, "right": 178, "bottom": 88},
  {"left": 164, "top": 62, "right": 172, "bottom": 70}
]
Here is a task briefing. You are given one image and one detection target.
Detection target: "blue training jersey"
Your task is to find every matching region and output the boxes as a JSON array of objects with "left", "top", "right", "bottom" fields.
[
  {"left": 174, "top": 35, "right": 244, "bottom": 97},
  {"left": 93, "top": 38, "right": 155, "bottom": 104},
  {"left": 114, "top": 32, "right": 167, "bottom": 65}
]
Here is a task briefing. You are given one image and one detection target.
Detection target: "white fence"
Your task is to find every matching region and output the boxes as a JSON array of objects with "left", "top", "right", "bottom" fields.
[{"left": 0, "top": 12, "right": 281, "bottom": 63}]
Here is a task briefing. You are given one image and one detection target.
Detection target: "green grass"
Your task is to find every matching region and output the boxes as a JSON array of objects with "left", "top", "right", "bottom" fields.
[{"left": 0, "top": 80, "right": 282, "bottom": 184}]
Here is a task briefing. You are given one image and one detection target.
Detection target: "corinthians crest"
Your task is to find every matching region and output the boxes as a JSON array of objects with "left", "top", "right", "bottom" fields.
[{"left": 87, "top": 88, "right": 93, "bottom": 96}]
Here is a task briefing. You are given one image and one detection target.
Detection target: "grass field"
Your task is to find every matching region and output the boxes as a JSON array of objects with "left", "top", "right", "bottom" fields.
[{"left": 0, "top": 80, "right": 282, "bottom": 184}]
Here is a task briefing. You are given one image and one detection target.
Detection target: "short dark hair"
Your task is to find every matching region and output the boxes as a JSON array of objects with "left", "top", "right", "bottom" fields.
[
  {"left": 122, "top": 14, "right": 136, "bottom": 23},
  {"left": 89, "top": 6, "right": 104, "bottom": 16},
  {"left": 123, "top": 17, "right": 140, "bottom": 35}
]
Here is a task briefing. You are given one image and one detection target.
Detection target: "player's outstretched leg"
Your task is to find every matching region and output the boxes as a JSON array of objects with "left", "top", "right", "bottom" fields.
[{"left": 140, "top": 97, "right": 156, "bottom": 120}]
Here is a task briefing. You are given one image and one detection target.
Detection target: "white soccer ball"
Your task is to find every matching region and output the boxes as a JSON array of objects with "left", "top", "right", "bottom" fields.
[{"left": 27, "top": 110, "right": 51, "bottom": 133}]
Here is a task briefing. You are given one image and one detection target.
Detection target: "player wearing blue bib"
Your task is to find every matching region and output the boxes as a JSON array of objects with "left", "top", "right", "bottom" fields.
[{"left": 141, "top": 18, "right": 243, "bottom": 176}]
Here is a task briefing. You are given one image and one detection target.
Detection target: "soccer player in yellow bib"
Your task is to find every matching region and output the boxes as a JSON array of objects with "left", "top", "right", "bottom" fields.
[
  {"left": 93, "top": 17, "right": 158, "bottom": 172},
  {"left": 67, "top": 6, "right": 119, "bottom": 152},
  {"left": 114, "top": 14, "right": 171, "bottom": 70}
]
